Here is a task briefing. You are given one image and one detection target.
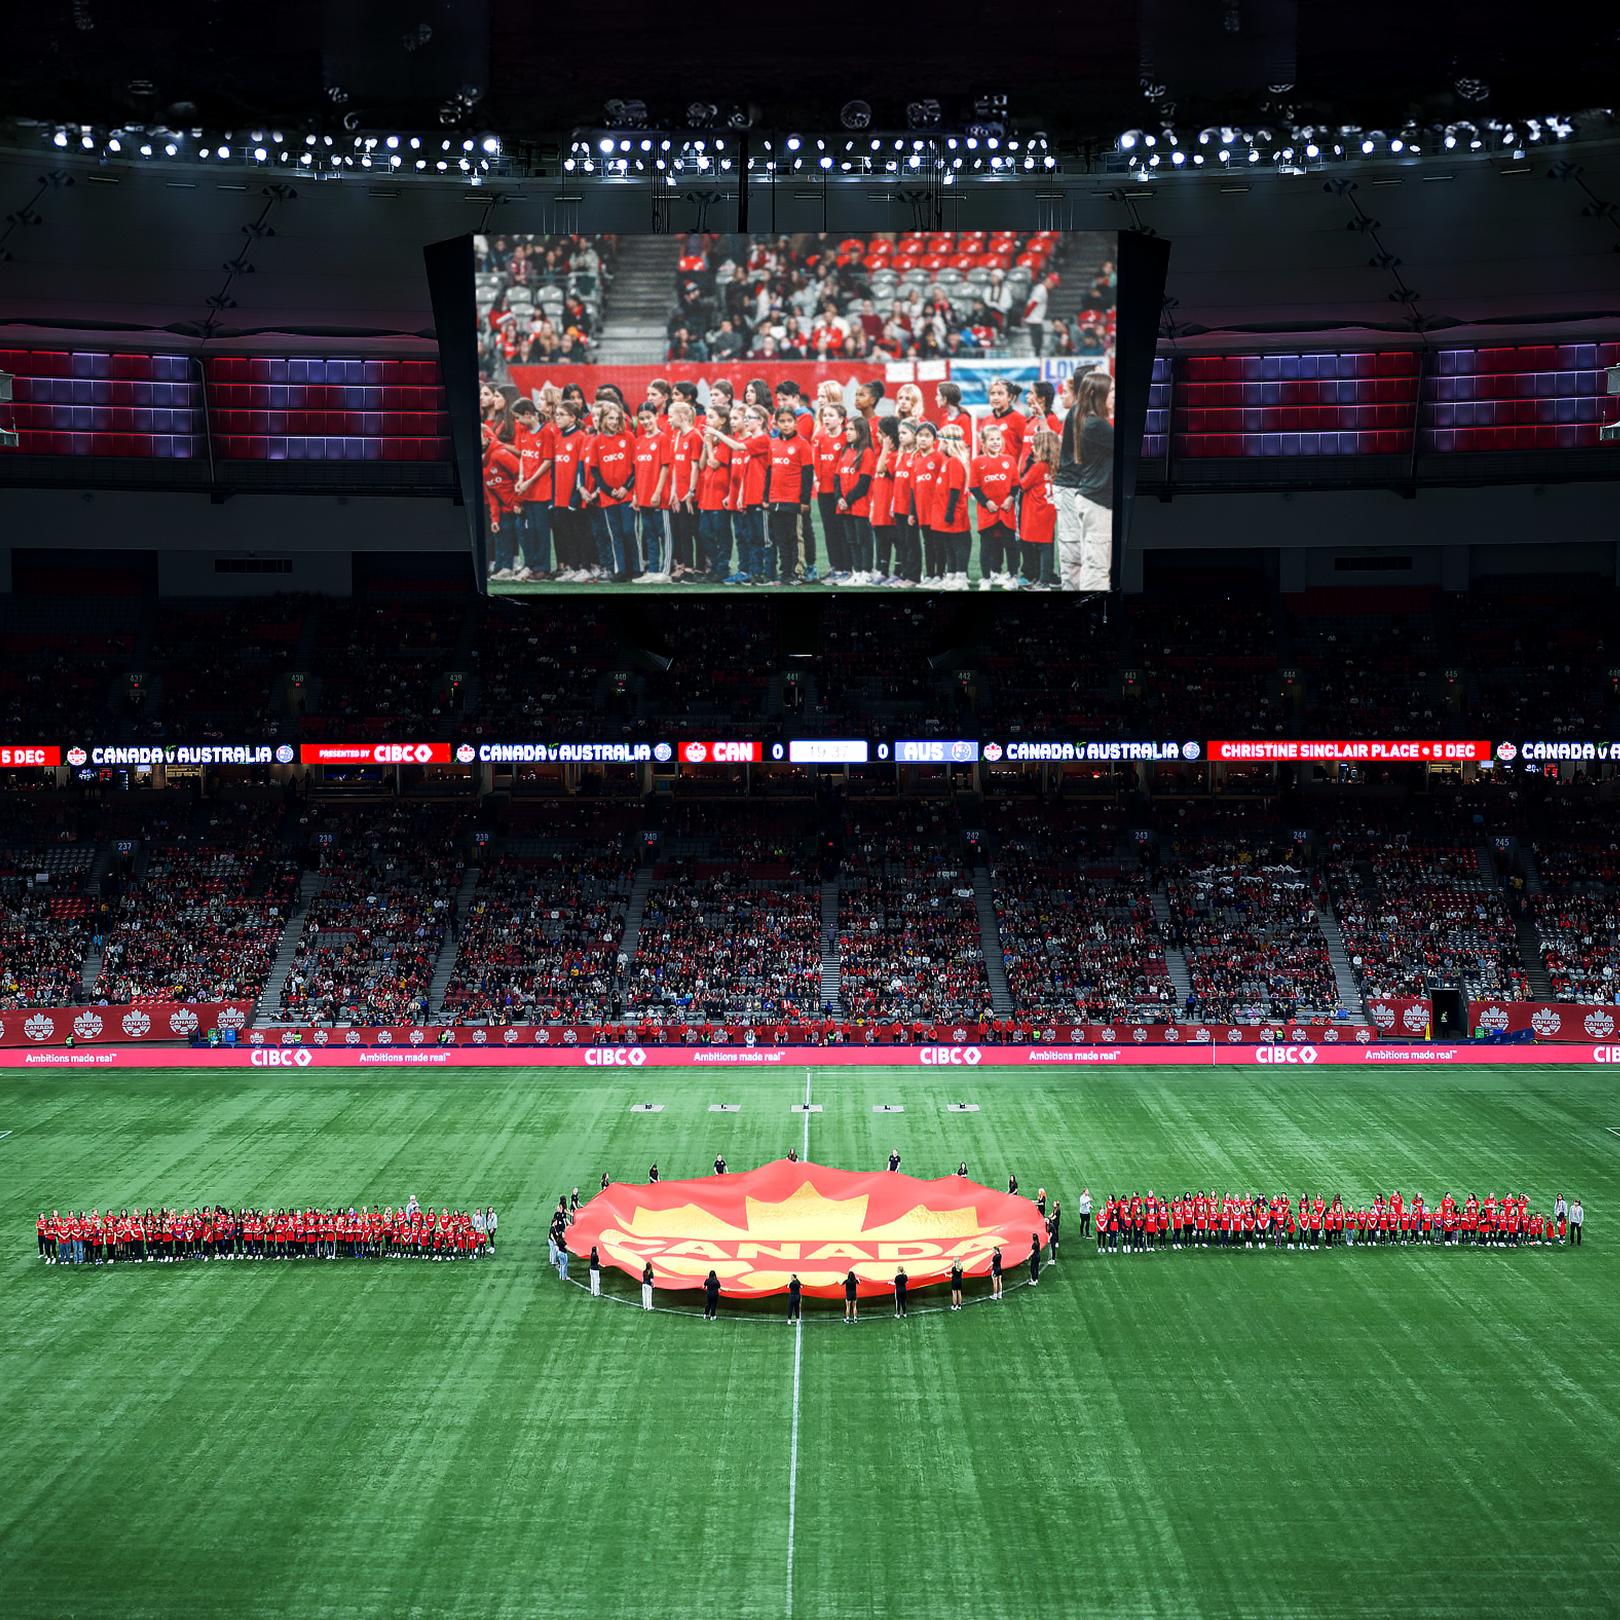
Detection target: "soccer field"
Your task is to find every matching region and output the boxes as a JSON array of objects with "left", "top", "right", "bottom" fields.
[{"left": 2, "top": 1062, "right": 1616, "bottom": 1620}]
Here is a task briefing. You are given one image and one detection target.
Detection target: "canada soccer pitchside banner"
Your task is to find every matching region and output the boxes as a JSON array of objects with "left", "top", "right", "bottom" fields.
[
  {"left": 0, "top": 1003, "right": 253, "bottom": 1047},
  {"left": 567, "top": 1160, "right": 1047, "bottom": 1298}
]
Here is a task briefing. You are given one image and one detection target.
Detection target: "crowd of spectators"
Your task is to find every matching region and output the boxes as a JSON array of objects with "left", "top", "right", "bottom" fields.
[
  {"left": 277, "top": 804, "right": 466, "bottom": 1024},
  {"left": 442, "top": 850, "right": 633, "bottom": 1024},
  {"left": 990, "top": 840, "right": 1171, "bottom": 1021},
  {"left": 1162, "top": 839, "right": 1340, "bottom": 1023},
  {"left": 837, "top": 804, "right": 989, "bottom": 1022},
  {"left": 627, "top": 864, "right": 821, "bottom": 1021},
  {"left": 1327, "top": 838, "right": 1527, "bottom": 1000},
  {"left": 1531, "top": 893, "right": 1620, "bottom": 1002},
  {"left": 474, "top": 235, "right": 614, "bottom": 379},
  {"left": 93, "top": 805, "right": 293, "bottom": 1004},
  {"left": 663, "top": 231, "right": 1097, "bottom": 364},
  {"left": 0, "top": 890, "right": 92, "bottom": 1007}
]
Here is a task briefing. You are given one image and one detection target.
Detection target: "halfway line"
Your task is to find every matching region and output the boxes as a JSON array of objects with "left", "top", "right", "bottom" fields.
[
  {"left": 788, "top": 1068, "right": 811, "bottom": 1614},
  {"left": 786, "top": 1316, "right": 803, "bottom": 1615}
]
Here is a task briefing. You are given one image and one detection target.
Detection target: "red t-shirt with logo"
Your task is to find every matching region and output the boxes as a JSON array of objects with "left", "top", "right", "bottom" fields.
[
  {"left": 767, "top": 434, "right": 813, "bottom": 504},
  {"left": 632, "top": 430, "right": 670, "bottom": 507},
  {"left": 970, "top": 452, "right": 1017, "bottom": 528},
  {"left": 592, "top": 430, "right": 635, "bottom": 506}
]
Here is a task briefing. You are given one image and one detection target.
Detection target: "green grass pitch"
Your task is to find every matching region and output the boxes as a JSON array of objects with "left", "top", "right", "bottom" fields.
[{"left": 1, "top": 1062, "right": 1617, "bottom": 1619}]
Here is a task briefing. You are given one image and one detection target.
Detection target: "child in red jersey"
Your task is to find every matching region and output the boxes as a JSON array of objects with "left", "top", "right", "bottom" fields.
[
  {"left": 666, "top": 400, "right": 704, "bottom": 579},
  {"left": 548, "top": 398, "right": 595, "bottom": 581},
  {"left": 835, "top": 415, "right": 878, "bottom": 584},
  {"left": 589, "top": 397, "right": 639, "bottom": 582},
  {"left": 812, "top": 402, "right": 851, "bottom": 580},
  {"left": 766, "top": 406, "right": 814, "bottom": 584},
  {"left": 935, "top": 423, "right": 974, "bottom": 589},
  {"left": 969, "top": 421, "right": 1018, "bottom": 590},
  {"left": 631, "top": 401, "right": 671, "bottom": 581},
  {"left": 911, "top": 422, "right": 945, "bottom": 585}
]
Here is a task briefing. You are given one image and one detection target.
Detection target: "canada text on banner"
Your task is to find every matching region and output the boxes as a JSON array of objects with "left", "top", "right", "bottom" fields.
[
  {"left": 1468, "top": 1000, "right": 1620, "bottom": 1039},
  {"left": 567, "top": 1160, "right": 1048, "bottom": 1299}
]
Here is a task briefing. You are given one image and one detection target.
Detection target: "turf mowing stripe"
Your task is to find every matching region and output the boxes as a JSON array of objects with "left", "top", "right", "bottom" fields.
[{"left": 788, "top": 1067, "right": 810, "bottom": 1613}]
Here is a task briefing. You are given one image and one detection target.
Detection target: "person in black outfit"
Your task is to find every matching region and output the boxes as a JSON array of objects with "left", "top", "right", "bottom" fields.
[
  {"left": 990, "top": 1247, "right": 1003, "bottom": 1299},
  {"left": 887, "top": 1151, "right": 901, "bottom": 1173},
  {"left": 703, "top": 1269, "right": 721, "bottom": 1320},
  {"left": 600, "top": 1172, "right": 610, "bottom": 1191},
  {"left": 1007, "top": 1173, "right": 1018, "bottom": 1196},
  {"left": 950, "top": 1259, "right": 964, "bottom": 1310},
  {"left": 1037, "top": 1189, "right": 1047, "bottom": 1218},
  {"left": 893, "top": 1267, "right": 908, "bottom": 1318},
  {"left": 1054, "top": 369, "right": 1115, "bottom": 593},
  {"left": 787, "top": 1274, "right": 802, "bottom": 1321},
  {"left": 787, "top": 1147, "right": 798, "bottom": 1162},
  {"left": 843, "top": 1269, "right": 859, "bottom": 1323},
  {"left": 641, "top": 1259, "right": 655, "bottom": 1310},
  {"left": 713, "top": 1155, "right": 726, "bottom": 1176},
  {"left": 649, "top": 1163, "right": 659, "bottom": 1183},
  {"left": 1029, "top": 1234, "right": 1042, "bottom": 1285},
  {"left": 1048, "top": 1201, "right": 1061, "bottom": 1262},
  {"left": 958, "top": 1161, "right": 968, "bottom": 1177}
]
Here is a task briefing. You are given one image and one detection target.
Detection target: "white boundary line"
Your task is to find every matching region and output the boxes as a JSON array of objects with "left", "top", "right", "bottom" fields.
[
  {"left": 1608, "top": 1127, "right": 1620, "bottom": 1138},
  {"left": 0, "top": 1130, "right": 12, "bottom": 1140},
  {"left": 788, "top": 1067, "right": 810, "bottom": 1615}
]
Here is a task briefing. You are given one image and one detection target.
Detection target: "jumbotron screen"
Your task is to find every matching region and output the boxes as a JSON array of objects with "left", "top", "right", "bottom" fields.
[{"left": 473, "top": 229, "right": 1119, "bottom": 594}]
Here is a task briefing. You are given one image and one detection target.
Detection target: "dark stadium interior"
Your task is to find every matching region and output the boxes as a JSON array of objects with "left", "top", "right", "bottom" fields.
[{"left": 7, "top": 14, "right": 1620, "bottom": 1620}]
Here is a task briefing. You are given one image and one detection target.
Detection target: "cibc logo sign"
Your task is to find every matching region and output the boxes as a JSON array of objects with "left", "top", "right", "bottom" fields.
[
  {"left": 251, "top": 1048, "right": 313, "bottom": 1067},
  {"left": 1593, "top": 1046, "right": 1620, "bottom": 1063},
  {"left": 921, "top": 1045, "right": 982, "bottom": 1066},
  {"left": 585, "top": 1047, "right": 647, "bottom": 1067},
  {"left": 1255, "top": 1045, "right": 1318, "bottom": 1065}
]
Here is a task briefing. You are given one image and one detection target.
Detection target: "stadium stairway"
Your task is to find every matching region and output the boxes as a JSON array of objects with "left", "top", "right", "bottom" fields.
[
  {"left": 1490, "top": 837, "right": 1553, "bottom": 999},
  {"left": 1316, "top": 905, "right": 1370, "bottom": 1025},
  {"left": 1149, "top": 890, "right": 1194, "bottom": 1011},
  {"left": 971, "top": 867, "right": 1015, "bottom": 1016},
  {"left": 253, "top": 870, "right": 324, "bottom": 1027},
  {"left": 428, "top": 864, "right": 480, "bottom": 1014},
  {"left": 618, "top": 867, "right": 655, "bottom": 966},
  {"left": 595, "top": 236, "right": 676, "bottom": 364},
  {"left": 820, "top": 878, "right": 843, "bottom": 1015}
]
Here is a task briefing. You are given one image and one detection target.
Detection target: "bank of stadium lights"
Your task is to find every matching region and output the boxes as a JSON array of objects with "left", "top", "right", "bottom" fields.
[{"left": 1117, "top": 112, "right": 1594, "bottom": 179}]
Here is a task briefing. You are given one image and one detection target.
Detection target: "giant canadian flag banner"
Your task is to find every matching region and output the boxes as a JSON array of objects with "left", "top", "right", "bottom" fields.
[{"left": 567, "top": 1160, "right": 1048, "bottom": 1299}]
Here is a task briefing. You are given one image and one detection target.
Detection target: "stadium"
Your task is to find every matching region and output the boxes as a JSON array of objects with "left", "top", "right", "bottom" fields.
[{"left": 2, "top": 7, "right": 1620, "bottom": 1618}]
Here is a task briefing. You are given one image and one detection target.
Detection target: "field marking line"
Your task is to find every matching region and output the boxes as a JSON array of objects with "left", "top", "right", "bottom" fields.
[
  {"left": 788, "top": 1067, "right": 810, "bottom": 1613},
  {"left": 0, "top": 1130, "right": 12, "bottom": 1140},
  {"left": 1608, "top": 1127, "right": 1620, "bottom": 1139},
  {"left": 786, "top": 1313, "right": 803, "bottom": 1616}
]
